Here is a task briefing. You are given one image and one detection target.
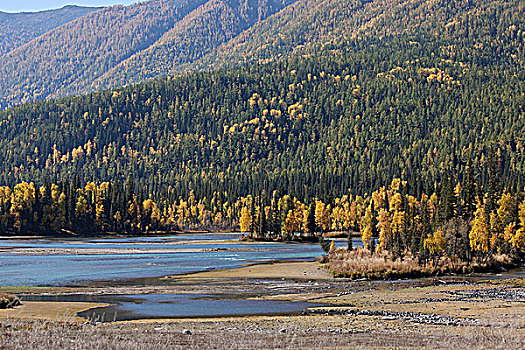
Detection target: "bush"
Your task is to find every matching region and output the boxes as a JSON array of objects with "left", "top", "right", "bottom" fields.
[{"left": 0, "top": 293, "right": 20, "bottom": 309}]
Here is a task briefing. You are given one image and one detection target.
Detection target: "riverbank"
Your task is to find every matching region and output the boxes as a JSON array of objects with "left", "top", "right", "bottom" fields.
[
  {"left": 0, "top": 301, "right": 109, "bottom": 322},
  {"left": 168, "top": 261, "right": 332, "bottom": 280},
  {"left": 0, "top": 229, "right": 212, "bottom": 240},
  {"left": 0, "top": 228, "right": 523, "bottom": 350},
  {"left": 0, "top": 260, "right": 524, "bottom": 349},
  {"left": 0, "top": 278, "right": 523, "bottom": 348}
]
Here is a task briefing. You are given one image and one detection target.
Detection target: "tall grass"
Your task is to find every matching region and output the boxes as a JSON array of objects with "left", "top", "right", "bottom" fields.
[{"left": 327, "top": 248, "right": 513, "bottom": 279}]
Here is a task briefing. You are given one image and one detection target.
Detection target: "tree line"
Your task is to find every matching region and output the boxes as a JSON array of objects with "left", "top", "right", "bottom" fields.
[{"left": 1, "top": 165, "right": 524, "bottom": 269}]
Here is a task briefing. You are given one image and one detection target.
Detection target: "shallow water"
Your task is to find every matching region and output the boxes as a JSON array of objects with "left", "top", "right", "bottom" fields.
[
  {"left": 21, "top": 293, "right": 320, "bottom": 321},
  {"left": 22, "top": 294, "right": 320, "bottom": 322},
  {"left": 0, "top": 233, "right": 360, "bottom": 287}
]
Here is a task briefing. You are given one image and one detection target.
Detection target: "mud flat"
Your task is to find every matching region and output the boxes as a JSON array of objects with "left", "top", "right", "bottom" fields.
[
  {"left": 1, "top": 246, "right": 270, "bottom": 256},
  {"left": 0, "top": 301, "right": 109, "bottom": 322},
  {"left": 168, "top": 261, "right": 333, "bottom": 280}
]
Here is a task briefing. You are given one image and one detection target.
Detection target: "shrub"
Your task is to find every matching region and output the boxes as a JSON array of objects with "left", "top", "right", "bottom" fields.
[{"left": 0, "top": 293, "right": 20, "bottom": 309}]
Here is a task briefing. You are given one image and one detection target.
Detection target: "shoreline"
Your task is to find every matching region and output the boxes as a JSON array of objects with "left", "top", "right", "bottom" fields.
[
  {"left": 167, "top": 260, "right": 332, "bottom": 280},
  {"left": 0, "top": 301, "right": 110, "bottom": 322},
  {"left": 0, "top": 230, "right": 215, "bottom": 240},
  {"left": 0, "top": 260, "right": 524, "bottom": 349},
  {"left": 1, "top": 259, "right": 523, "bottom": 321},
  {"left": 0, "top": 230, "right": 359, "bottom": 241}
]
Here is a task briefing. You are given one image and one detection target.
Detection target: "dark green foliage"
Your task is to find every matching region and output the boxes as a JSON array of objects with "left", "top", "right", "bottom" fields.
[
  {"left": 320, "top": 236, "right": 331, "bottom": 253},
  {"left": 307, "top": 203, "right": 316, "bottom": 234}
]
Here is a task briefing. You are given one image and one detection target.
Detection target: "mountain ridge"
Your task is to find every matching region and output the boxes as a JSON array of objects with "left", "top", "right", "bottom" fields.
[
  {"left": 0, "top": 5, "right": 99, "bottom": 57},
  {"left": 0, "top": 0, "right": 296, "bottom": 109},
  {"left": 92, "top": 0, "right": 296, "bottom": 91}
]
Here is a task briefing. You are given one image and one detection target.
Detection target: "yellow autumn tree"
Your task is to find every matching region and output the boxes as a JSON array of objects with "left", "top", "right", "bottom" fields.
[
  {"left": 315, "top": 200, "right": 331, "bottom": 232},
  {"left": 469, "top": 199, "right": 490, "bottom": 262},
  {"left": 239, "top": 206, "right": 252, "bottom": 233},
  {"left": 340, "top": 195, "right": 355, "bottom": 233},
  {"left": 376, "top": 208, "right": 391, "bottom": 251},
  {"left": 490, "top": 193, "right": 515, "bottom": 253},
  {"left": 511, "top": 200, "right": 525, "bottom": 252},
  {"left": 331, "top": 202, "right": 345, "bottom": 231},
  {"left": 0, "top": 187, "right": 11, "bottom": 230},
  {"left": 10, "top": 182, "right": 36, "bottom": 231},
  {"left": 177, "top": 198, "right": 189, "bottom": 228},
  {"left": 56, "top": 192, "right": 67, "bottom": 228},
  {"left": 360, "top": 205, "right": 373, "bottom": 250},
  {"left": 282, "top": 198, "right": 306, "bottom": 236},
  {"left": 424, "top": 229, "right": 446, "bottom": 258},
  {"left": 389, "top": 193, "right": 405, "bottom": 254},
  {"left": 143, "top": 199, "right": 160, "bottom": 231}
]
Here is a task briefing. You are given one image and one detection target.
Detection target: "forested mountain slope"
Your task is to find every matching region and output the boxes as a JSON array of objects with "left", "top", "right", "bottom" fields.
[
  {"left": 0, "top": 0, "right": 523, "bottom": 204},
  {"left": 193, "top": 0, "right": 524, "bottom": 70},
  {"left": 0, "top": 5, "right": 98, "bottom": 57},
  {"left": 0, "top": 0, "right": 294, "bottom": 109},
  {"left": 92, "top": 0, "right": 296, "bottom": 91},
  {"left": 0, "top": 0, "right": 205, "bottom": 109},
  {"left": 2, "top": 0, "right": 521, "bottom": 111}
]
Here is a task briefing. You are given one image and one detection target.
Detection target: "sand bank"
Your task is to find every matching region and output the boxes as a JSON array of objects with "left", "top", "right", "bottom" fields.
[
  {"left": 0, "top": 301, "right": 108, "bottom": 322},
  {"left": 170, "top": 261, "right": 332, "bottom": 280}
]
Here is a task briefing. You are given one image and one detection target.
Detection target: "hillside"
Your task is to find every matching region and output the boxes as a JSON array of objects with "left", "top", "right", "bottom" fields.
[
  {"left": 92, "top": 0, "right": 296, "bottom": 91},
  {"left": 0, "top": 0, "right": 294, "bottom": 109},
  {"left": 3, "top": 0, "right": 521, "bottom": 111},
  {"left": 0, "top": 0, "right": 205, "bottom": 109},
  {"left": 0, "top": 0, "right": 522, "bottom": 204},
  {"left": 0, "top": 5, "right": 98, "bottom": 57},
  {"left": 193, "top": 0, "right": 524, "bottom": 69}
]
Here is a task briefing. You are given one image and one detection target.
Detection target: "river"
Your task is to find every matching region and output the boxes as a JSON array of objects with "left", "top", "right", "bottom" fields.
[{"left": 0, "top": 233, "right": 360, "bottom": 287}]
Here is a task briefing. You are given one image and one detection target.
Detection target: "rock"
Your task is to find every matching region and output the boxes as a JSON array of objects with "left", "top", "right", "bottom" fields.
[
  {"left": 279, "top": 328, "right": 287, "bottom": 333},
  {"left": 182, "top": 329, "right": 192, "bottom": 335}
]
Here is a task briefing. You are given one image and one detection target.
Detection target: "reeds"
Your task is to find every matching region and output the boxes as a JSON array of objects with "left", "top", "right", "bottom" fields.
[{"left": 327, "top": 248, "right": 515, "bottom": 279}]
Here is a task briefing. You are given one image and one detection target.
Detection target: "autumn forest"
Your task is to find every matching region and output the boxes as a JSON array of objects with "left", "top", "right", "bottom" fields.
[{"left": 0, "top": 0, "right": 524, "bottom": 273}]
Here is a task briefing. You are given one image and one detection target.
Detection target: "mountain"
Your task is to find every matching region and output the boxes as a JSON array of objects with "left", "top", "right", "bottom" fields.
[
  {"left": 1, "top": 0, "right": 522, "bottom": 110},
  {"left": 193, "top": 0, "right": 523, "bottom": 70},
  {"left": 0, "top": 0, "right": 294, "bottom": 109},
  {"left": 92, "top": 0, "right": 296, "bottom": 91},
  {"left": 0, "top": 5, "right": 99, "bottom": 57},
  {"left": 0, "top": 0, "right": 206, "bottom": 108},
  {"left": 0, "top": 0, "right": 522, "bottom": 202}
]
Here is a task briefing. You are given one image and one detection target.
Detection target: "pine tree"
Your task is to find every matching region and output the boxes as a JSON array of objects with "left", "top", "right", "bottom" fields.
[{"left": 307, "top": 203, "right": 316, "bottom": 235}]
